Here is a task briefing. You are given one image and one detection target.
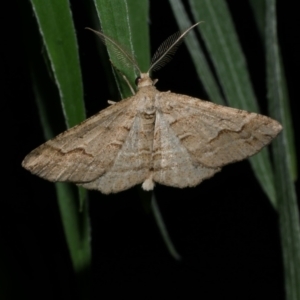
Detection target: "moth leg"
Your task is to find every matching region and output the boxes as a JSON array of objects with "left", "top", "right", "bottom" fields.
[
  {"left": 109, "top": 59, "right": 136, "bottom": 95},
  {"left": 107, "top": 100, "right": 117, "bottom": 105},
  {"left": 121, "top": 74, "right": 136, "bottom": 95}
]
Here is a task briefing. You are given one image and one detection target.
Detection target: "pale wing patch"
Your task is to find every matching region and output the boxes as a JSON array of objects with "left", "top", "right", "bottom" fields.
[
  {"left": 81, "top": 112, "right": 153, "bottom": 194},
  {"left": 152, "top": 109, "right": 219, "bottom": 188}
]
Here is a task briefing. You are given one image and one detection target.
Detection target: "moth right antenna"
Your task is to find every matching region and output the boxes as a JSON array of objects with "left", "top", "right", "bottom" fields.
[{"left": 148, "top": 22, "right": 201, "bottom": 74}]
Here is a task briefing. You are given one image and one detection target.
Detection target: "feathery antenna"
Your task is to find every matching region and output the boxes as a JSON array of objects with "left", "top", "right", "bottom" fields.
[
  {"left": 86, "top": 27, "right": 141, "bottom": 75},
  {"left": 86, "top": 23, "right": 201, "bottom": 77},
  {"left": 148, "top": 22, "right": 201, "bottom": 74}
]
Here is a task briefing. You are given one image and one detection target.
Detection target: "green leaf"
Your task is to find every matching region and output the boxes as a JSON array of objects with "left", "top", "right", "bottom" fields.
[
  {"left": 249, "top": 0, "right": 266, "bottom": 36},
  {"left": 250, "top": 1, "right": 297, "bottom": 181},
  {"left": 30, "top": 0, "right": 86, "bottom": 127},
  {"left": 169, "top": 0, "right": 225, "bottom": 105},
  {"left": 93, "top": 0, "right": 150, "bottom": 98},
  {"left": 266, "top": 1, "right": 300, "bottom": 299},
  {"left": 175, "top": 0, "right": 277, "bottom": 206},
  {"left": 29, "top": 1, "right": 91, "bottom": 298},
  {"left": 151, "top": 193, "right": 181, "bottom": 261}
]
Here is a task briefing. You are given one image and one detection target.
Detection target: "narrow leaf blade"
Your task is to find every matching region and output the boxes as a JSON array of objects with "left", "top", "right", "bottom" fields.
[
  {"left": 28, "top": 2, "right": 91, "bottom": 298},
  {"left": 188, "top": 0, "right": 277, "bottom": 206},
  {"left": 93, "top": 0, "right": 150, "bottom": 98},
  {"left": 266, "top": 1, "right": 300, "bottom": 299},
  {"left": 169, "top": 0, "right": 225, "bottom": 105}
]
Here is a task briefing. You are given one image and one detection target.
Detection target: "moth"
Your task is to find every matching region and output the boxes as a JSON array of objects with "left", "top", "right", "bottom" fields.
[{"left": 22, "top": 23, "right": 282, "bottom": 194}]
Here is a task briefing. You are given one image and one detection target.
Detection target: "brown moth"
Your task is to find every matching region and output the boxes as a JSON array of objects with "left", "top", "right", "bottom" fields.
[{"left": 22, "top": 23, "right": 282, "bottom": 194}]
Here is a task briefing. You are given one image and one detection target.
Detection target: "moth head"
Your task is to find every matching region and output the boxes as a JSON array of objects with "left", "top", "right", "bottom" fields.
[{"left": 135, "top": 73, "right": 158, "bottom": 89}]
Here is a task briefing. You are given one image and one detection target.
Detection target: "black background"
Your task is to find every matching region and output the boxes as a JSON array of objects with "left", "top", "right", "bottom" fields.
[{"left": 2, "top": 0, "right": 299, "bottom": 299}]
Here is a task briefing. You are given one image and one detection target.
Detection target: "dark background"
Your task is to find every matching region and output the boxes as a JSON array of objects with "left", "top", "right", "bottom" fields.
[{"left": 2, "top": 0, "right": 299, "bottom": 299}]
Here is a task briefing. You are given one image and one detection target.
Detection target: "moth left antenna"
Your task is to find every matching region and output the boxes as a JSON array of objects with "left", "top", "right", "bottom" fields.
[{"left": 86, "top": 27, "right": 141, "bottom": 75}]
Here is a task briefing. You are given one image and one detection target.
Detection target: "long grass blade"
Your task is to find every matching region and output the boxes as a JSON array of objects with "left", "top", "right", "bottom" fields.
[
  {"left": 151, "top": 194, "right": 181, "bottom": 261},
  {"left": 250, "top": 1, "right": 297, "bottom": 181},
  {"left": 266, "top": 1, "right": 300, "bottom": 299},
  {"left": 169, "top": 0, "right": 225, "bottom": 105},
  {"left": 92, "top": 0, "right": 150, "bottom": 98},
  {"left": 186, "top": 0, "right": 277, "bottom": 206},
  {"left": 28, "top": 1, "right": 90, "bottom": 298}
]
